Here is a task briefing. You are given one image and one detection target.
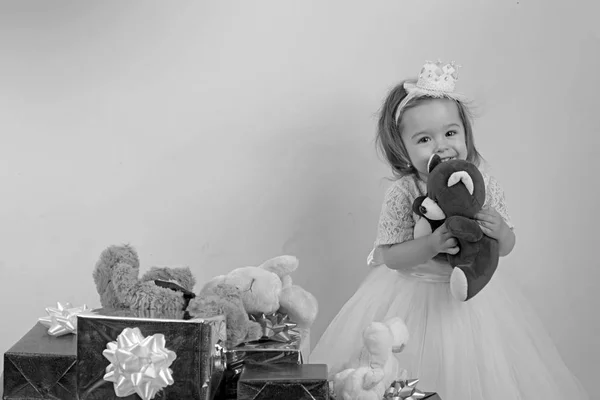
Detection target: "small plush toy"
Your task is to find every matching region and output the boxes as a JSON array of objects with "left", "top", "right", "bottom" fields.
[
  {"left": 186, "top": 255, "right": 318, "bottom": 349},
  {"left": 333, "top": 317, "right": 410, "bottom": 400},
  {"left": 412, "top": 154, "right": 500, "bottom": 301},
  {"left": 93, "top": 244, "right": 197, "bottom": 312}
]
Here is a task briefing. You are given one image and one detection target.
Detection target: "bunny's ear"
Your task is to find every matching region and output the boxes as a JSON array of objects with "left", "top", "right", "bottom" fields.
[
  {"left": 199, "top": 275, "right": 226, "bottom": 294},
  {"left": 428, "top": 154, "right": 442, "bottom": 173},
  {"left": 259, "top": 255, "right": 299, "bottom": 278}
]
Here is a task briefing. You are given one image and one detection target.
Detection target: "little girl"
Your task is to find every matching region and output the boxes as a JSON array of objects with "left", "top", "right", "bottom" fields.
[{"left": 310, "top": 61, "right": 589, "bottom": 399}]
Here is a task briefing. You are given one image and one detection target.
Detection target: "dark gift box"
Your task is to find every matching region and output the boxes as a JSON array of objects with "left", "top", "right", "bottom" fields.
[
  {"left": 222, "top": 332, "right": 303, "bottom": 399},
  {"left": 237, "top": 363, "right": 329, "bottom": 400},
  {"left": 2, "top": 322, "right": 77, "bottom": 400},
  {"left": 76, "top": 308, "right": 226, "bottom": 400}
]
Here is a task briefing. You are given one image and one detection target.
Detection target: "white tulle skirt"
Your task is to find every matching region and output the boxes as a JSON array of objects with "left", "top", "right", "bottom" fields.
[{"left": 310, "top": 263, "right": 589, "bottom": 400}]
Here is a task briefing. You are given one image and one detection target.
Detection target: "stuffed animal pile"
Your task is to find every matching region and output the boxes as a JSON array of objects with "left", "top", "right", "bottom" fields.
[
  {"left": 92, "top": 244, "right": 318, "bottom": 351},
  {"left": 412, "top": 153, "right": 500, "bottom": 301},
  {"left": 186, "top": 255, "right": 318, "bottom": 349}
]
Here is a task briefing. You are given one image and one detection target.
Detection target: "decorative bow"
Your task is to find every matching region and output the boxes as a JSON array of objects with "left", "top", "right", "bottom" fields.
[
  {"left": 384, "top": 379, "right": 426, "bottom": 400},
  {"left": 38, "top": 302, "right": 93, "bottom": 337},
  {"left": 249, "top": 312, "right": 298, "bottom": 343},
  {"left": 103, "top": 327, "right": 177, "bottom": 400}
]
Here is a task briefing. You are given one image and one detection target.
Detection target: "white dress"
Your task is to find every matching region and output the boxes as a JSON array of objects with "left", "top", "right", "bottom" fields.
[{"left": 310, "top": 172, "right": 589, "bottom": 400}]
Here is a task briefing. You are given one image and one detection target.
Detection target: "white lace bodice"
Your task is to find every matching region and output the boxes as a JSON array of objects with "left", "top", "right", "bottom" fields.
[{"left": 367, "top": 171, "right": 514, "bottom": 279}]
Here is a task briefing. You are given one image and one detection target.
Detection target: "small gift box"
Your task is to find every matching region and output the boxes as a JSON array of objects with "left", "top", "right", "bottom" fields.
[
  {"left": 237, "top": 363, "right": 329, "bottom": 400},
  {"left": 76, "top": 308, "right": 226, "bottom": 400},
  {"left": 222, "top": 313, "right": 303, "bottom": 399},
  {"left": 3, "top": 322, "right": 77, "bottom": 399}
]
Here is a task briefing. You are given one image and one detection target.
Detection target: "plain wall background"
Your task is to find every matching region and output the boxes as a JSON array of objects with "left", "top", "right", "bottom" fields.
[{"left": 1, "top": 0, "right": 598, "bottom": 394}]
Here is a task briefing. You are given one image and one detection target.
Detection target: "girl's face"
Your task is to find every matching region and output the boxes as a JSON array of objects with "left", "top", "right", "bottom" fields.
[{"left": 400, "top": 98, "right": 468, "bottom": 180}]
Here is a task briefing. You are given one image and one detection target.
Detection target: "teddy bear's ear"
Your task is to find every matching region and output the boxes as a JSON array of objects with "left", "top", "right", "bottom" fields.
[
  {"left": 447, "top": 171, "right": 474, "bottom": 195},
  {"left": 427, "top": 154, "right": 442, "bottom": 173},
  {"left": 259, "top": 255, "right": 299, "bottom": 278}
]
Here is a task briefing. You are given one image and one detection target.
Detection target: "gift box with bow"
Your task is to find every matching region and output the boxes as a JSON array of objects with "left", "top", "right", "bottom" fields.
[{"left": 76, "top": 308, "right": 226, "bottom": 400}]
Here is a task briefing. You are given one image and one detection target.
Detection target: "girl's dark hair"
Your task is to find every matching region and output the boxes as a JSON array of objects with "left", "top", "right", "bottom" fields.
[{"left": 375, "top": 79, "right": 483, "bottom": 178}]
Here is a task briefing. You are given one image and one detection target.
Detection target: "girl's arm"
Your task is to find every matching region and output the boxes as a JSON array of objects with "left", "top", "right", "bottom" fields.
[
  {"left": 475, "top": 205, "right": 516, "bottom": 257},
  {"left": 379, "top": 237, "right": 438, "bottom": 271},
  {"left": 481, "top": 173, "right": 515, "bottom": 257},
  {"left": 380, "top": 224, "right": 457, "bottom": 270}
]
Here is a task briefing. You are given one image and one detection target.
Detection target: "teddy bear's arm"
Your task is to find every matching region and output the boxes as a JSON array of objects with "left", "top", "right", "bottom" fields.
[
  {"left": 445, "top": 216, "right": 483, "bottom": 243},
  {"left": 446, "top": 216, "right": 484, "bottom": 267}
]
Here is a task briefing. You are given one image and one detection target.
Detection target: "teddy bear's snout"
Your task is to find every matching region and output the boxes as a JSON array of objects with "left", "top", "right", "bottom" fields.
[{"left": 420, "top": 197, "right": 446, "bottom": 220}]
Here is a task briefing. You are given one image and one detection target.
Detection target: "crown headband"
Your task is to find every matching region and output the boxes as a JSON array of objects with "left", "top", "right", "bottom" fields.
[{"left": 394, "top": 60, "right": 468, "bottom": 123}]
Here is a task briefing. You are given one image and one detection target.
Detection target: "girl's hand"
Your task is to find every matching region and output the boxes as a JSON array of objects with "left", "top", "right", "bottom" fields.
[
  {"left": 475, "top": 206, "right": 508, "bottom": 240},
  {"left": 427, "top": 223, "right": 459, "bottom": 255}
]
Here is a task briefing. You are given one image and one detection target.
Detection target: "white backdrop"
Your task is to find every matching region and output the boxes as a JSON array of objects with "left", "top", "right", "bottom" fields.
[{"left": 0, "top": 0, "right": 598, "bottom": 394}]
